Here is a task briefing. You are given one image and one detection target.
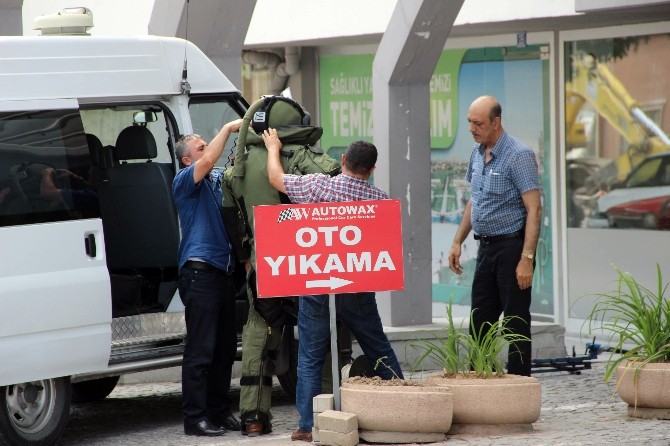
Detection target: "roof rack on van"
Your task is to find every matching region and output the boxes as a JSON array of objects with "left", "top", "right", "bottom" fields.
[{"left": 33, "top": 7, "right": 93, "bottom": 36}]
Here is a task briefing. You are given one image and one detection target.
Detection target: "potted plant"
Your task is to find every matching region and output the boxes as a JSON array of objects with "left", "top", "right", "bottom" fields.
[
  {"left": 584, "top": 263, "right": 670, "bottom": 418},
  {"left": 340, "top": 357, "right": 453, "bottom": 444},
  {"left": 410, "top": 301, "right": 542, "bottom": 434}
]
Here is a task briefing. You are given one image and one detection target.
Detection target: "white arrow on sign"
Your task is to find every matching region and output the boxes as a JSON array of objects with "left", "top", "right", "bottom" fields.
[{"left": 305, "top": 276, "right": 354, "bottom": 290}]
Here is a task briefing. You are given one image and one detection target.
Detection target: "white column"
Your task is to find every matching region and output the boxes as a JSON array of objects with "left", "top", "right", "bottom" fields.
[{"left": 373, "top": 0, "right": 464, "bottom": 326}]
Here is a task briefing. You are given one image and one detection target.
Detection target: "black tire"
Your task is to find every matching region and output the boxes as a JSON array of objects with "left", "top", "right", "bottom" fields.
[
  {"left": 0, "top": 377, "right": 71, "bottom": 446},
  {"left": 71, "top": 376, "right": 120, "bottom": 404},
  {"left": 276, "top": 338, "right": 299, "bottom": 401}
]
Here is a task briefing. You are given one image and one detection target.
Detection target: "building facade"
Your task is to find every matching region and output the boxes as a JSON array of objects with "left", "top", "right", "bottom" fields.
[{"left": 12, "top": 0, "right": 670, "bottom": 339}]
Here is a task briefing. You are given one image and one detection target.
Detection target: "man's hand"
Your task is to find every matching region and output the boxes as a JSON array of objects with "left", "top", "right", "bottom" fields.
[
  {"left": 264, "top": 128, "right": 286, "bottom": 193},
  {"left": 225, "top": 118, "right": 243, "bottom": 134},
  {"left": 262, "top": 128, "right": 282, "bottom": 153},
  {"left": 448, "top": 242, "right": 463, "bottom": 275},
  {"left": 40, "top": 167, "right": 63, "bottom": 202},
  {"left": 0, "top": 186, "right": 11, "bottom": 202},
  {"left": 40, "top": 167, "right": 57, "bottom": 186},
  {"left": 516, "top": 259, "right": 534, "bottom": 290}
]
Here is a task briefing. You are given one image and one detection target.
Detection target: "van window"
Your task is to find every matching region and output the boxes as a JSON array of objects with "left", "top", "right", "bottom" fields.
[
  {"left": 0, "top": 109, "right": 99, "bottom": 226},
  {"left": 80, "top": 104, "right": 174, "bottom": 164},
  {"left": 189, "top": 96, "right": 245, "bottom": 169}
]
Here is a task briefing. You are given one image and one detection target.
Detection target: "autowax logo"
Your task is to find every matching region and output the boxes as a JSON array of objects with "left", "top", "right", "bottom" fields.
[{"left": 276, "top": 204, "right": 379, "bottom": 223}]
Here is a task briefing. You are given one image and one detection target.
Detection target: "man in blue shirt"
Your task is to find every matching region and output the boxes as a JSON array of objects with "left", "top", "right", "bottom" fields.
[
  {"left": 173, "top": 118, "right": 243, "bottom": 436},
  {"left": 448, "top": 96, "right": 541, "bottom": 376}
]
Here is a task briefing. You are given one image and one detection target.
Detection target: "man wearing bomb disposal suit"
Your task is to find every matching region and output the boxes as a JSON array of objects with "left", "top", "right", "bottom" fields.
[{"left": 221, "top": 96, "right": 340, "bottom": 435}]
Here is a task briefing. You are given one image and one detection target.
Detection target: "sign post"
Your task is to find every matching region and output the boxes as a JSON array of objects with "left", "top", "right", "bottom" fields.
[
  {"left": 254, "top": 199, "right": 404, "bottom": 409},
  {"left": 328, "top": 294, "right": 338, "bottom": 407}
]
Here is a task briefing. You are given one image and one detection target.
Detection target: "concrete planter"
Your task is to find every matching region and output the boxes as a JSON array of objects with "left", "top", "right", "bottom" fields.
[
  {"left": 616, "top": 362, "right": 670, "bottom": 419},
  {"left": 425, "top": 373, "right": 541, "bottom": 435},
  {"left": 340, "top": 378, "right": 453, "bottom": 444}
]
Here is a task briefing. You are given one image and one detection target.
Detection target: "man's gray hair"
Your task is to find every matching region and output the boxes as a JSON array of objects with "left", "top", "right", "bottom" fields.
[{"left": 175, "top": 134, "right": 202, "bottom": 160}]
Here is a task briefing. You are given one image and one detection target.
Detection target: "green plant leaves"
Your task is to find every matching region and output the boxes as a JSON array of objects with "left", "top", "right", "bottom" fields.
[
  {"left": 408, "top": 300, "right": 530, "bottom": 378},
  {"left": 584, "top": 263, "right": 670, "bottom": 382}
]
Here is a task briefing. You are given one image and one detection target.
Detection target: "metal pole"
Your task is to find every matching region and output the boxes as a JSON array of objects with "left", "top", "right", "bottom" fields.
[{"left": 328, "top": 293, "right": 340, "bottom": 410}]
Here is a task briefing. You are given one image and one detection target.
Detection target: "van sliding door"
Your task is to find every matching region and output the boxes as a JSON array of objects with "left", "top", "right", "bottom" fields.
[{"left": 0, "top": 99, "right": 111, "bottom": 386}]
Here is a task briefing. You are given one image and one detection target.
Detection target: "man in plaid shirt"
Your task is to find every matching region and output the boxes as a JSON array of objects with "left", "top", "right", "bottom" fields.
[
  {"left": 276, "top": 153, "right": 389, "bottom": 203},
  {"left": 263, "top": 131, "right": 403, "bottom": 443}
]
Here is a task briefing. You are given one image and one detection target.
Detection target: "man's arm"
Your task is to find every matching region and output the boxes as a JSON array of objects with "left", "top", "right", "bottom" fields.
[
  {"left": 262, "top": 128, "right": 286, "bottom": 193},
  {"left": 521, "top": 189, "right": 541, "bottom": 255},
  {"left": 517, "top": 188, "right": 541, "bottom": 289},
  {"left": 192, "top": 119, "right": 243, "bottom": 184},
  {"left": 448, "top": 200, "right": 473, "bottom": 275}
]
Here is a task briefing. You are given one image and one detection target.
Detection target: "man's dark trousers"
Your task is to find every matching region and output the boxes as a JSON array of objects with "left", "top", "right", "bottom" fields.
[
  {"left": 470, "top": 236, "right": 532, "bottom": 376},
  {"left": 178, "top": 266, "right": 237, "bottom": 424}
]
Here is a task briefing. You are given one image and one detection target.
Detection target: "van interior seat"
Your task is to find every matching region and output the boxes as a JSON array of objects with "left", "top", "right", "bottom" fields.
[
  {"left": 115, "top": 125, "right": 158, "bottom": 163},
  {"left": 86, "top": 133, "right": 103, "bottom": 163},
  {"left": 97, "top": 125, "right": 179, "bottom": 271},
  {"left": 86, "top": 133, "right": 116, "bottom": 169}
]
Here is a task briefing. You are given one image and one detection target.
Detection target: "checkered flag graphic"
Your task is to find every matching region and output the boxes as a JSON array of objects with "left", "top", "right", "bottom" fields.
[{"left": 277, "top": 208, "right": 301, "bottom": 223}]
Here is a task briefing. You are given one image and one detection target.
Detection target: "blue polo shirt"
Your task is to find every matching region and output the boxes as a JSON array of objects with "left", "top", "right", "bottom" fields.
[
  {"left": 465, "top": 131, "right": 539, "bottom": 236},
  {"left": 173, "top": 164, "right": 233, "bottom": 271}
]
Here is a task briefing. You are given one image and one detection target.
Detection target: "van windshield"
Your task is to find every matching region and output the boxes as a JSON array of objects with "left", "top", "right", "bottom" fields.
[{"left": 188, "top": 96, "right": 246, "bottom": 169}]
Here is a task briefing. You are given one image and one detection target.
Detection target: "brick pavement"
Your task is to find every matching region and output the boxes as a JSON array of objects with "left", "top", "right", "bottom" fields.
[{"left": 51, "top": 359, "right": 670, "bottom": 446}]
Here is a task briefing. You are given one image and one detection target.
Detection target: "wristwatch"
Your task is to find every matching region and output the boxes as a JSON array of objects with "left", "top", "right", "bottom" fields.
[{"left": 521, "top": 251, "right": 535, "bottom": 260}]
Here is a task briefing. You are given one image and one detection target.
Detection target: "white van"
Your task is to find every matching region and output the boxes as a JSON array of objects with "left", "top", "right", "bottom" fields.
[{"left": 0, "top": 32, "right": 274, "bottom": 445}]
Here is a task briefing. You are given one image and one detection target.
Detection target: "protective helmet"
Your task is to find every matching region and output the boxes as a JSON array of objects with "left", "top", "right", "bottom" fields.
[{"left": 251, "top": 95, "right": 311, "bottom": 134}]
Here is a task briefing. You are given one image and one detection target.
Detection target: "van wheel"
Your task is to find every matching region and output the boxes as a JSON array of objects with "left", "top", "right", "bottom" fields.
[
  {"left": 276, "top": 338, "right": 298, "bottom": 401},
  {"left": 71, "top": 376, "right": 120, "bottom": 403},
  {"left": 0, "top": 377, "right": 71, "bottom": 446}
]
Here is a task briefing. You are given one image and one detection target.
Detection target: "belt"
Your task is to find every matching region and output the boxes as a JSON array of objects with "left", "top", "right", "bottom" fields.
[
  {"left": 473, "top": 230, "right": 523, "bottom": 243},
  {"left": 184, "top": 260, "right": 232, "bottom": 274}
]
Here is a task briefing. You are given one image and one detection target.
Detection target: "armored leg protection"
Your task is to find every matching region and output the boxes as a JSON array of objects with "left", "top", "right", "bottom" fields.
[{"left": 239, "top": 288, "right": 282, "bottom": 428}]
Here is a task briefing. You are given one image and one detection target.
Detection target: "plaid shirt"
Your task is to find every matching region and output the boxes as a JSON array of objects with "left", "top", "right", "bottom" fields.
[
  {"left": 465, "top": 130, "right": 539, "bottom": 236},
  {"left": 283, "top": 173, "right": 389, "bottom": 204}
]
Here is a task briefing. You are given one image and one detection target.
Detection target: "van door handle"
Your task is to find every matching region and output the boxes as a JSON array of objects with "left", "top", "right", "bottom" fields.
[{"left": 85, "top": 233, "right": 97, "bottom": 257}]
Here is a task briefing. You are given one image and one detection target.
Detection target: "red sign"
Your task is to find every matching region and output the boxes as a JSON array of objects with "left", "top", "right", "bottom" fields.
[{"left": 254, "top": 199, "right": 404, "bottom": 297}]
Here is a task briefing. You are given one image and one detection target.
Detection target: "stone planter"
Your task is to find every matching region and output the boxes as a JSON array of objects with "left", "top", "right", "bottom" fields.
[
  {"left": 616, "top": 362, "right": 670, "bottom": 419},
  {"left": 340, "top": 378, "right": 453, "bottom": 444},
  {"left": 425, "top": 373, "right": 541, "bottom": 435}
]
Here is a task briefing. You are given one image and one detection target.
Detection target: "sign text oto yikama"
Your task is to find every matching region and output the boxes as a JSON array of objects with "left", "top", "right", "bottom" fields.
[{"left": 254, "top": 199, "right": 404, "bottom": 297}]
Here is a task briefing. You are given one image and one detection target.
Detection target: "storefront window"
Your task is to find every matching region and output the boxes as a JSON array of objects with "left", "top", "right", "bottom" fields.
[
  {"left": 565, "top": 33, "right": 670, "bottom": 230},
  {"left": 428, "top": 46, "right": 553, "bottom": 316},
  {"left": 319, "top": 45, "right": 555, "bottom": 317}
]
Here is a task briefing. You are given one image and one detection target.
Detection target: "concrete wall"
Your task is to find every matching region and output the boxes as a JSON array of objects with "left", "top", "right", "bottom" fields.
[{"left": 0, "top": 0, "right": 22, "bottom": 36}]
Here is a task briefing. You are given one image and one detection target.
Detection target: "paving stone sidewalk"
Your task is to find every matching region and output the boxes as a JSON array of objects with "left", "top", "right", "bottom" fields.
[{"left": 51, "top": 359, "right": 670, "bottom": 446}]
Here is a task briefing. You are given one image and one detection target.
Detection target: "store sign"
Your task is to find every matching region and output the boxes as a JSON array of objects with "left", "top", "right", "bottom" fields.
[
  {"left": 318, "top": 50, "right": 466, "bottom": 154},
  {"left": 254, "top": 199, "right": 404, "bottom": 297}
]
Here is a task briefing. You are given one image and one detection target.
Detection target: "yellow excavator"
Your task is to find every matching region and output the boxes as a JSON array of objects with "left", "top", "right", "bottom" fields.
[{"left": 565, "top": 52, "right": 670, "bottom": 186}]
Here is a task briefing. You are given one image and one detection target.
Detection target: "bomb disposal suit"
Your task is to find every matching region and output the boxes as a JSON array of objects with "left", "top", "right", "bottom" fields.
[{"left": 222, "top": 96, "right": 340, "bottom": 432}]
